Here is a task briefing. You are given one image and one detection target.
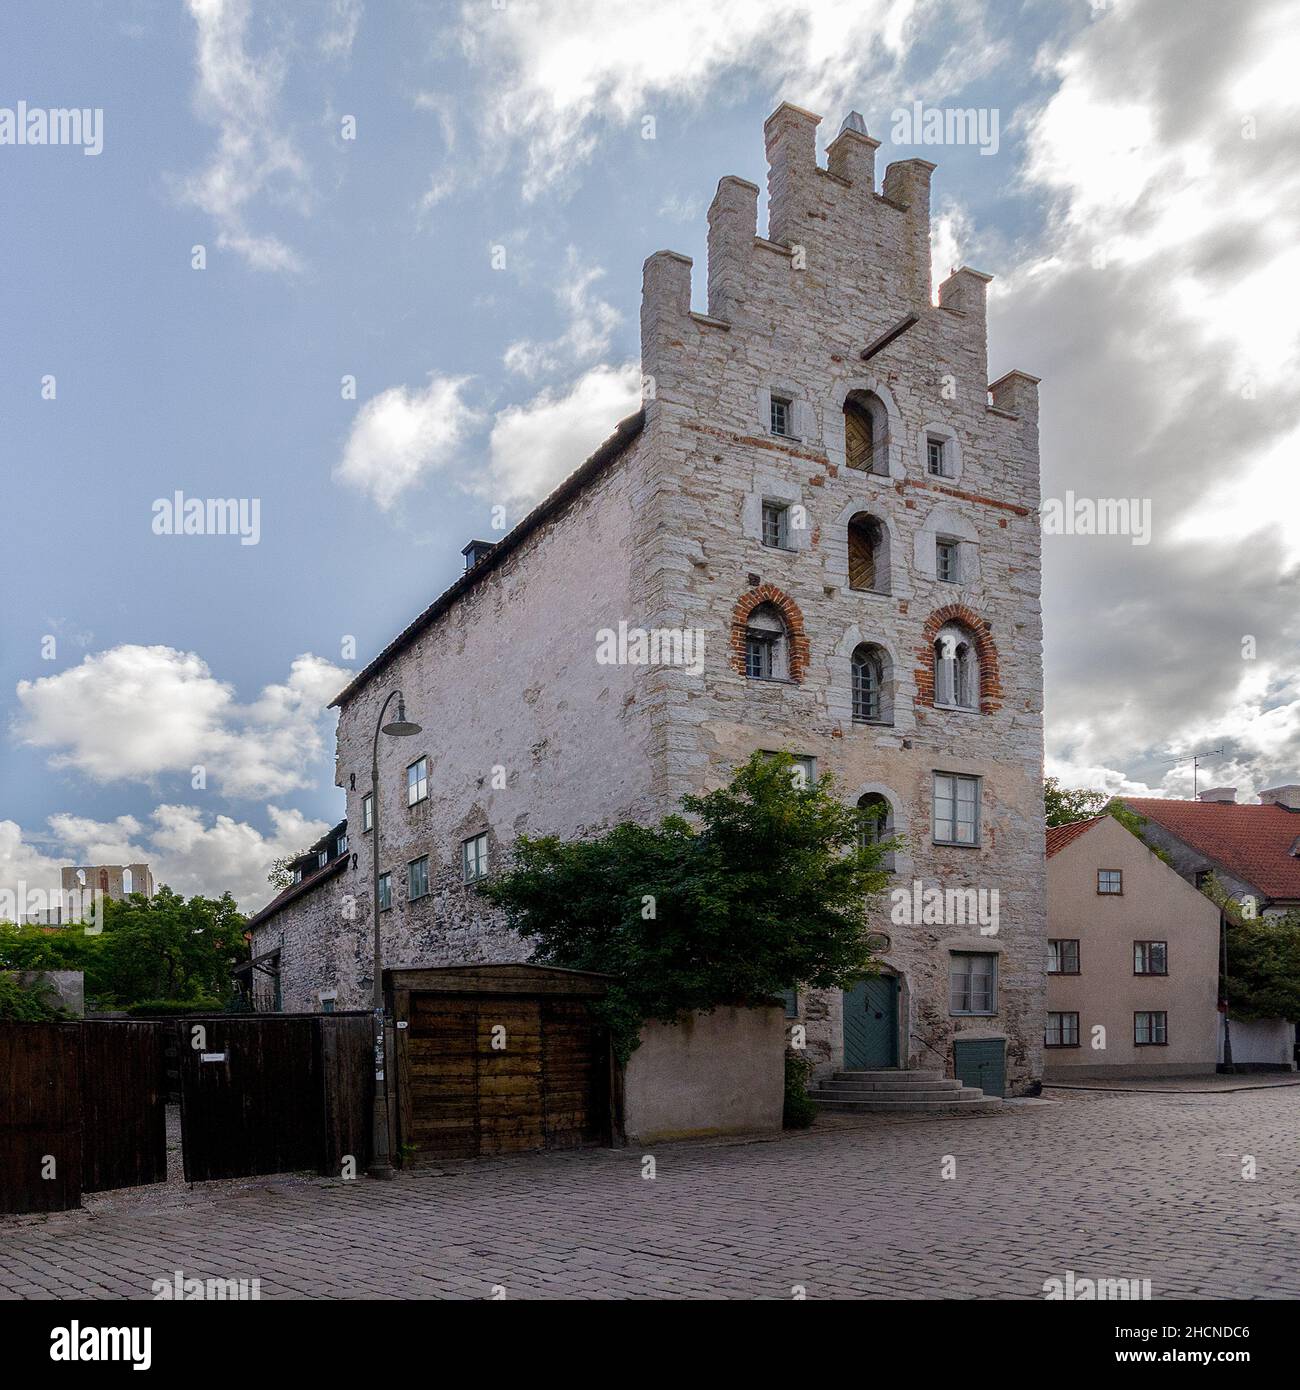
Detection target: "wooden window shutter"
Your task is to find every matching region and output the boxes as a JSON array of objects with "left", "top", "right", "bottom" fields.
[{"left": 844, "top": 401, "right": 874, "bottom": 471}]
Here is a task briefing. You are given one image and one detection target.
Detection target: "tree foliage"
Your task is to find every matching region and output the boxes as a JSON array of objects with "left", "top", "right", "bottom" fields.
[
  {"left": 1043, "top": 777, "right": 1107, "bottom": 827},
  {"left": 0, "top": 887, "right": 248, "bottom": 1011},
  {"left": 1198, "top": 873, "right": 1300, "bottom": 1022},
  {"left": 479, "top": 753, "right": 894, "bottom": 1059},
  {"left": 0, "top": 972, "right": 69, "bottom": 1021}
]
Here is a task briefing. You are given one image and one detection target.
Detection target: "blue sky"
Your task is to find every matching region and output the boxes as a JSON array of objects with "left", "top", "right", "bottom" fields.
[{"left": 2, "top": 0, "right": 1297, "bottom": 910}]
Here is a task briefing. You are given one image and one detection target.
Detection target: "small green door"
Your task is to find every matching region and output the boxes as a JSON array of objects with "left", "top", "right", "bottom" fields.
[
  {"left": 953, "top": 1038, "right": 1005, "bottom": 1098},
  {"left": 843, "top": 977, "right": 898, "bottom": 1069}
]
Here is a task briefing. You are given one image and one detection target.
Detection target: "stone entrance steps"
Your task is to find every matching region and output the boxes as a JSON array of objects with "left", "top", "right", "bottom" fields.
[{"left": 809, "top": 1069, "right": 1002, "bottom": 1114}]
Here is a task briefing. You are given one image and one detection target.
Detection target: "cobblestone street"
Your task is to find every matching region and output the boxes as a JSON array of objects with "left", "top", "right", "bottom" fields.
[{"left": 2, "top": 1087, "right": 1297, "bottom": 1300}]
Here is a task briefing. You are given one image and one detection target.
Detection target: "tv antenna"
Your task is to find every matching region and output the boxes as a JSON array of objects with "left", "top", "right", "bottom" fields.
[{"left": 1155, "top": 747, "right": 1225, "bottom": 799}]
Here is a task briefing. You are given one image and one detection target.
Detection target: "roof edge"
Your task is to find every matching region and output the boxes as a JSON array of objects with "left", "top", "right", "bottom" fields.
[{"left": 329, "top": 408, "right": 646, "bottom": 710}]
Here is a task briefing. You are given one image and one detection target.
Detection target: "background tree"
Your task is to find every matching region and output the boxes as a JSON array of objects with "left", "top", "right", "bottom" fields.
[
  {"left": 1199, "top": 873, "right": 1300, "bottom": 1022},
  {"left": 0, "top": 972, "right": 70, "bottom": 1020},
  {"left": 1043, "top": 777, "right": 1107, "bottom": 826},
  {"left": 480, "top": 752, "right": 894, "bottom": 1059},
  {"left": 267, "top": 852, "right": 307, "bottom": 891}
]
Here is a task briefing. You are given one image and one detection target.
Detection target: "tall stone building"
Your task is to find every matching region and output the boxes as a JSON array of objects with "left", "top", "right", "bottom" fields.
[{"left": 252, "top": 104, "right": 1046, "bottom": 1093}]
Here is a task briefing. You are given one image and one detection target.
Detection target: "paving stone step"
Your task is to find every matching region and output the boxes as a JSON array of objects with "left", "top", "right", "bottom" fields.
[
  {"left": 817, "top": 1085, "right": 977, "bottom": 1101},
  {"left": 810, "top": 1093, "right": 1003, "bottom": 1113},
  {"left": 822, "top": 1077, "right": 964, "bottom": 1092},
  {"left": 832, "top": 1070, "right": 943, "bottom": 1082}
]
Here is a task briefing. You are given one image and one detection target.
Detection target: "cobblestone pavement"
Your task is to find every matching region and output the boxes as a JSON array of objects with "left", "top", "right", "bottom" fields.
[{"left": 2, "top": 1088, "right": 1297, "bottom": 1300}]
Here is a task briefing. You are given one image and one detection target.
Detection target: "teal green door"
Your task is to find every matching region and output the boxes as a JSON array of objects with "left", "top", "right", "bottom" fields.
[
  {"left": 953, "top": 1039, "right": 1005, "bottom": 1097},
  {"left": 843, "top": 977, "right": 898, "bottom": 1069}
]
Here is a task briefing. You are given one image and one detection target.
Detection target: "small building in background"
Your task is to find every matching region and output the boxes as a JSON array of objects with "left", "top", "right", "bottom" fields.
[{"left": 1044, "top": 815, "right": 1221, "bottom": 1078}]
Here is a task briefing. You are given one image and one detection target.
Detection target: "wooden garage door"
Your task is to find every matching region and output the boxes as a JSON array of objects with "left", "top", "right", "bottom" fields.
[{"left": 404, "top": 993, "right": 608, "bottom": 1160}]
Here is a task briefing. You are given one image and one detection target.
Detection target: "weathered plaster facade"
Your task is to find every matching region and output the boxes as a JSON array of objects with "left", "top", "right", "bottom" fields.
[{"left": 260, "top": 105, "right": 1047, "bottom": 1091}]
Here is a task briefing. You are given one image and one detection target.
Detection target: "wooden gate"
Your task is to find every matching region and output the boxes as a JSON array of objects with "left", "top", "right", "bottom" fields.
[
  {"left": 0, "top": 1022, "right": 82, "bottom": 1213},
  {"left": 389, "top": 965, "right": 614, "bottom": 1162},
  {"left": 177, "top": 1014, "right": 372, "bottom": 1181},
  {"left": 81, "top": 1022, "right": 167, "bottom": 1192}
]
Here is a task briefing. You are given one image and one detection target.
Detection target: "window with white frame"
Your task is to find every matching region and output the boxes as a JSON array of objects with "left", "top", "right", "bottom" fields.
[
  {"left": 934, "top": 624, "right": 978, "bottom": 710},
  {"left": 362, "top": 794, "right": 373, "bottom": 833},
  {"left": 1134, "top": 1011, "right": 1168, "bottom": 1045},
  {"left": 1048, "top": 939, "right": 1080, "bottom": 975},
  {"left": 1045, "top": 1012, "right": 1079, "bottom": 1047},
  {"left": 337, "top": 832, "right": 348, "bottom": 856},
  {"left": 770, "top": 395, "right": 792, "bottom": 437},
  {"left": 851, "top": 643, "right": 889, "bottom": 723},
  {"left": 462, "top": 832, "right": 489, "bottom": 883},
  {"left": 406, "top": 756, "right": 428, "bottom": 806},
  {"left": 936, "top": 537, "right": 960, "bottom": 583},
  {"left": 933, "top": 772, "right": 980, "bottom": 845},
  {"left": 1134, "top": 941, "right": 1167, "bottom": 976},
  {"left": 407, "top": 855, "right": 429, "bottom": 900},
  {"left": 927, "top": 436, "right": 950, "bottom": 477},
  {"left": 761, "top": 500, "right": 790, "bottom": 549},
  {"left": 377, "top": 871, "right": 391, "bottom": 911},
  {"left": 744, "top": 603, "right": 788, "bottom": 680},
  {"left": 949, "top": 952, "right": 996, "bottom": 1015}
]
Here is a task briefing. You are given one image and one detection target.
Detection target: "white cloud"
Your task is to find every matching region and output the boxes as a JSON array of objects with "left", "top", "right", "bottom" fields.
[
  {"left": 0, "top": 805, "right": 332, "bottom": 916},
  {"left": 180, "top": 0, "right": 309, "bottom": 272},
  {"left": 15, "top": 647, "right": 349, "bottom": 799},
  {"left": 998, "top": 0, "right": 1300, "bottom": 796},
  {"left": 319, "top": 0, "right": 363, "bottom": 60},
  {"left": 485, "top": 363, "right": 642, "bottom": 508},
  {"left": 503, "top": 250, "right": 622, "bottom": 378},
  {"left": 334, "top": 373, "right": 484, "bottom": 509},
  {"left": 456, "top": 0, "right": 1006, "bottom": 199}
]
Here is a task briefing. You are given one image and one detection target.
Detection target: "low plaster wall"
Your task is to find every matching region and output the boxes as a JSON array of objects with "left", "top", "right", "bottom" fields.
[
  {"left": 1220, "top": 1016, "right": 1295, "bottom": 1068},
  {"left": 622, "top": 1004, "right": 785, "bottom": 1143},
  {"left": 14, "top": 970, "right": 85, "bottom": 1017}
]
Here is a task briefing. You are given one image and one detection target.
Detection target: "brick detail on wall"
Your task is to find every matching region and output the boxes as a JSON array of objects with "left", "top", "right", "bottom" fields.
[
  {"left": 729, "top": 584, "right": 810, "bottom": 683},
  {"left": 915, "top": 603, "right": 1003, "bottom": 713}
]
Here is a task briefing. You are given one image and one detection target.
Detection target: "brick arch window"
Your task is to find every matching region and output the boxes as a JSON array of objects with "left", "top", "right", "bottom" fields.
[
  {"left": 915, "top": 604, "right": 1002, "bottom": 714},
  {"left": 731, "top": 585, "right": 809, "bottom": 683}
]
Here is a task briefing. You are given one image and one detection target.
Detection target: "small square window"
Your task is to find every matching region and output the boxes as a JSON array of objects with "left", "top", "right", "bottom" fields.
[
  {"left": 377, "top": 872, "right": 391, "bottom": 911},
  {"left": 936, "top": 538, "right": 960, "bottom": 583},
  {"left": 761, "top": 500, "right": 790, "bottom": 549},
  {"left": 1045, "top": 1012, "right": 1079, "bottom": 1047},
  {"left": 407, "top": 855, "right": 429, "bottom": 901},
  {"left": 361, "top": 794, "right": 373, "bottom": 833},
  {"left": 927, "top": 437, "right": 947, "bottom": 476},
  {"left": 1098, "top": 869, "right": 1122, "bottom": 895},
  {"left": 407, "top": 757, "right": 429, "bottom": 806},
  {"left": 1048, "top": 939, "right": 1079, "bottom": 975},
  {"left": 770, "top": 395, "right": 792, "bottom": 437},
  {"left": 1135, "top": 1011, "right": 1167, "bottom": 1045},
  {"left": 933, "top": 772, "right": 980, "bottom": 846},
  {"left": 949, "top": 952, "right": 996, "bottom": 1016},
  {"left": 462, "top": 832, "right": 489, "bottom": 883},
  {"left": 1134, "top": 941, "right": 1167, "bottom": 976}
]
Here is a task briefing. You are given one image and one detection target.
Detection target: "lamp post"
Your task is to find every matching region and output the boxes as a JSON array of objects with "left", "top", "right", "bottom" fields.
[{"left": 368, "top": 689, "right": 422, "bottom": 1179}]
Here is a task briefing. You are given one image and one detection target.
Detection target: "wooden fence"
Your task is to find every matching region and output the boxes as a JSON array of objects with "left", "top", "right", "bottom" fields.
[{"left": 0, "top": 1013, "right": 373, "bottom": 1213}]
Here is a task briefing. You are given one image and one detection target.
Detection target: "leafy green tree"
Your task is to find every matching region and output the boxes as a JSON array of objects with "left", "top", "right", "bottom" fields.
[
  {"left": 1044, "top": 777, "right": 1107, "bottom": 827},
  {"left": 267, "top": 852, "right": 307, "bottom": 891},
  {"left": 0, "top": 972, "right": 70, "bottom": 1021},
  {"left": 89, "top": 888, "right": 249, "bottom": 1007},
  {"left": 480, "top": 752, "right": 894, "bottom": 1058},
  {"left": 1199, "top": 873, "right": 1300, "bottom": 1022}
]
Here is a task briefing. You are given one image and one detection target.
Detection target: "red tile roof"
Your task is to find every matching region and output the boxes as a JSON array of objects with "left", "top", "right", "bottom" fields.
[
  {"left": 1045, "top": 816, "right": 1105, "bottom": 858},
  {"left": 1121, "top": 798, "right": 1300, "bottom": 901}
]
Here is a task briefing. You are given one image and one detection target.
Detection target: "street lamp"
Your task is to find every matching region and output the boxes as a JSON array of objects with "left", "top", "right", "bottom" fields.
[{"left": 369, "top": 689, "right": 422, "bottom": 1179}]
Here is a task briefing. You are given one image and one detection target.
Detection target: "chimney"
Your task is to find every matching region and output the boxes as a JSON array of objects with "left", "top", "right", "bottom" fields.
[
  {"left": 461, "top": 539, "right": 496, "bottom": 571},
  {"left": 1197, "top": 787, "right": 1237, "bottom": 803},
  {"left": 1258, "top": 785, "right": 1300, "bottom": 810}
]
